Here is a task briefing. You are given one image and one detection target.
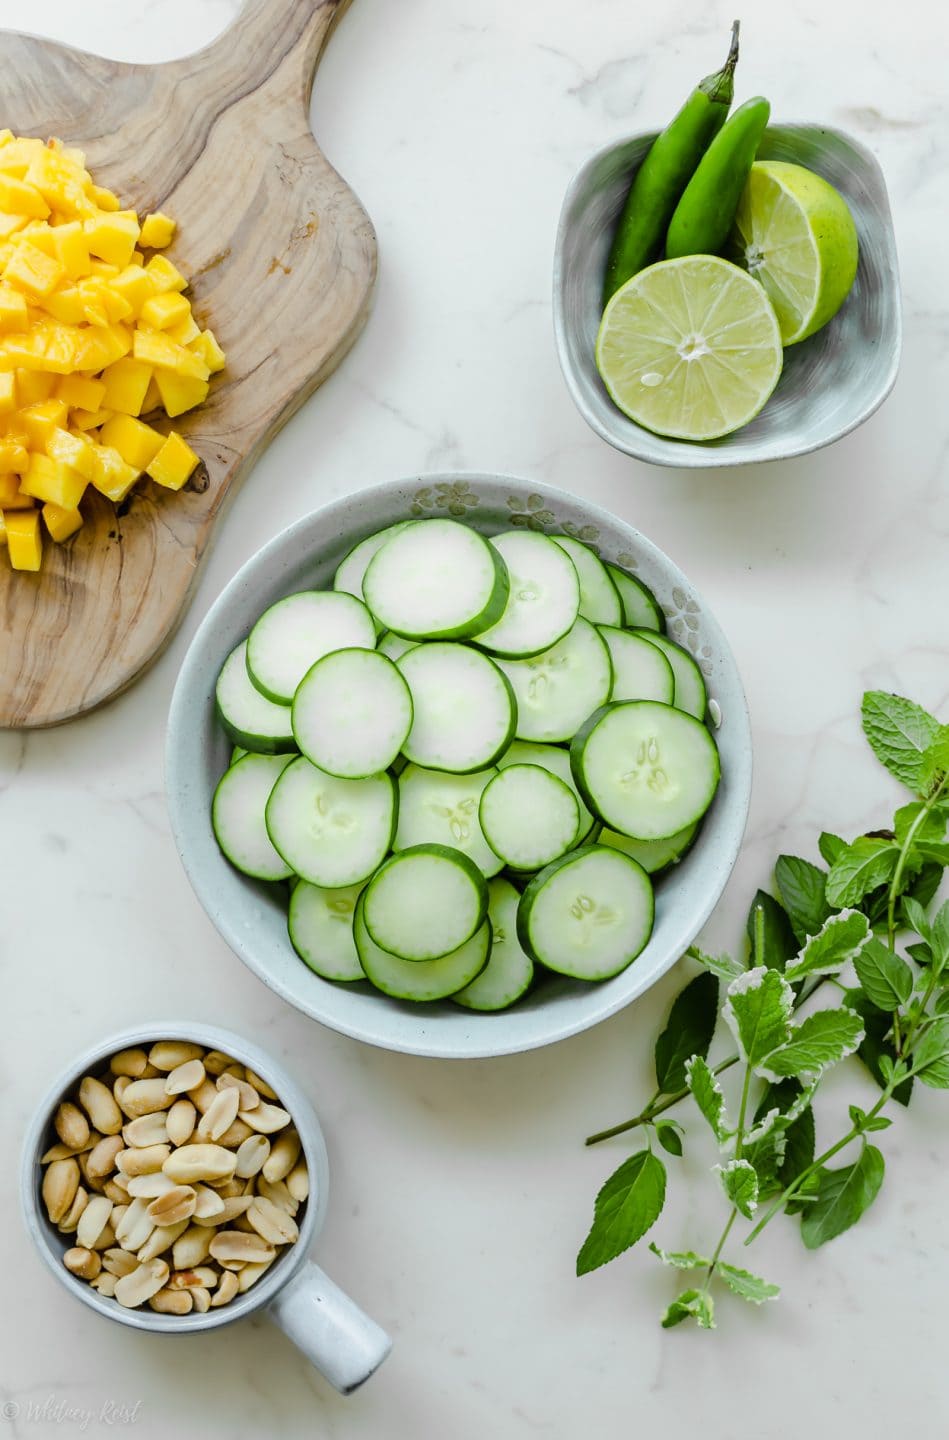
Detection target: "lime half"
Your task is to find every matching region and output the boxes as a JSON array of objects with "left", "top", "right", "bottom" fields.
[
  {"left": 595, "top": 255, "right": 783, "bottom": 442},
  {"left": 728, "top": 160, "right": 859, "bottom": 345}
]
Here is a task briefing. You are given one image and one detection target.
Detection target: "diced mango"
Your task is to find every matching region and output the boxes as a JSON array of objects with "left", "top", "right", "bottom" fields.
[
  {"left": 19, "top": 451, "right": 86, "bottom": 508},
  {"left": 55, "top": 374, "right": 105, "bottom": 411},
  {"left": 5, "top": 508, "right": 41, "bottom": 569},
  {"left": 47, "top": 427, "right": 97, "bottom": 481},
  {"left": 49, "top": 219, "right": 91, "bottom": 279},
  {"left": 15, "top": 369, "right": 54, "bottom": 405},
  {"left": 140, "top": 291, "right": 191, "bottom": 332},
  {"left": 190, "top": 328, "right": 226, "bottom": 375},
  {"left": 0, "top": 469, "right": 31, "bottom": 500},
  {"left": 90, "top": 444, "right": 139, "bottom": 503},
  {"left": 133, "top": 327, "right": 208, "bottom": 380},
  {"left": 90, "top": 184, "right": 120, "bottom": 212},
  {"left": 84, "top": 211, "right": 140, "bottom": 268},
  {"left": 100, "top": 358, "right": 152, "bottom": 415},
  {"left": 141, "top": 376, "right": 161, "bottom": 413},
  {"left": 42, "top": 287, "right": 86, "bottom": 325},
  {"left": 20, "top": 399, "right": 69, "bottom": 449},
  {"left": 72, "top": 323, "right": 131, "bottom": 373},
  {"left": 99, "top": 414, "right": 164, "bottom": 470},
  {"left": 146, "top": 430, "right": 199, "bottom": 491},
  {"left": 0, "top": 372, "right": 15, "bottom": 415},
  {"left": 0, "top": 175, "right": 49, "bottom": 219},
  {"left": 168, "top": 313, "right": 200, "bottom": 346},
  {"left": 145, "top": 254, "right": 187, "bottom": 294},
  {"left": 154, "top": 370, "right": 209, "bottom": 418},
  {"left": 109, "top": 264, "right": 155, "bottom": 317},
  {"left": 139, "top": 212, "right": 176, "bottom": 249},
  {"left": 42, "top": 500, "right": 83, "bottom": 542},
  {"left": 0, "top": 286, "right": 28, "bottom": 332},
  {"left": 0, "top": 213, "right": 27, "bottom": 240},
  {"left": 3, "top": 242, "right": 64, "bottom": 296},
  {"left": 71, "top": 407, "right": 115, "bottom": 432}
]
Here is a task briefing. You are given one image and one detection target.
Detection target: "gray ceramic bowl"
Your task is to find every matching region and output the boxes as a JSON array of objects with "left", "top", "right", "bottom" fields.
[
  {"left": 553, "top": 123, "right": 901, "bottom": 468},
  {"left": 166, "top": 473, "right": 752, "bottom": 1059}
]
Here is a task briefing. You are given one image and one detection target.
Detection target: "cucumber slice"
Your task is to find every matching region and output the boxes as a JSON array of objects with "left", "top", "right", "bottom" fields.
[
  {"left": 550, "top": 536, "right": 622, "bottom": 625},
  {"left": 362, "top": 843, "right": 488, "bottom": 960},
  {"left": 496, "top": 618, "right": 612, "bottom": 743},
  {"left": 634, "top": 631, "right": 707, "bottom": 720},
  {"left": 377, "top": 631, "right": 417, "bottom": 662},
  {"left": 474, "top": 530, "right": 580, "bottom": 658},
  {"left": 398, "top": 642, "right": 515, "bottom": 772},
  {"left": 246, "top": 591, "right": 376, "bottom": 704},
  {"left": 265, "top": 759, "right": 396, "bottom": 887},
  {"left": 230, "top": 745, "right": 249, "bottom": 765},
  {"left": 333, "top": 522, "right": 413, "bottom": 602},
  {"left": 498, "top": 740, "right": 596, "bottom": 843},
  {"left": 216, "top": 641, "right": 296, "bottom": 754},
  {"left": 479, "top": 764, "right": 580, "bottom": 870},
  {"left": 292, "top": 648, "right": 413, "bottom": 779},
  {"left": 516, "top": 844, "right": 654, "bottom": 980},
  {"left": 363, "top": 518, "right": 510, "bottom": 640},
  {"left": 454, "top": 877, "right": 534, "bottom": 1011},
  {"left": 606, "top": 564, "right": 664, "bottom": 632},
  {"left": 354, "top": 894, "right": 490, "bottom": 1002},
  {"left": 596, "top": 625, "right": 674, "bottom": 704},
  {"left": 212, "top": 753, "right": 296, "bottom": 881},
  {"left": 571, "top": 701, "right": 720, "bottom": 840},
  {"left": 599, "top": 822, "right": 699, "bottom": 874},
  {"left": 395, "top": 764, "right": 503, "bottom": 877},
  {"left": 287, "top": 880, "right": 365, "bottom": 981}
]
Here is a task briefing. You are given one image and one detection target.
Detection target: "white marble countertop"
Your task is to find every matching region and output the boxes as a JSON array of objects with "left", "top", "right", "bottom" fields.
[{"left": 1, "top": 0, "right": 947, "bottom": 1434}]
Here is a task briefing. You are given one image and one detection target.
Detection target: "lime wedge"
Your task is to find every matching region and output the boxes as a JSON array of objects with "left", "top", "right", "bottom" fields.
[
  {"left": 727, "top": 160, "right": 859, "bottom": 345},
  {"left": 595, "top": 255, "right": 783, "bottom": 442}
]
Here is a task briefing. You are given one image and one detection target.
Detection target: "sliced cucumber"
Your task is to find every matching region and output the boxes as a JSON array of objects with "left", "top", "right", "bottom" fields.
[
  {"left": 517, "top": 844, "right": 654, "bottom": 979},
  {"left": 216, "top": 641, "right": 296, "bottom": 754},
  {"left": 497, "top": 618, "right": 612, "bottom": 743},
  {"left": 571, "top": 701, "right": 720, "bottom": 840},
  {"left": 246, "top": 591, "right": 376, "bottom": 705},
  {"left": 333, "top": 522, "right": 413, "bottom": 602},
  {"left": 606, "top": 564, "right": 664, "bottom": 632},
  {"left": 479, "top": 764, "right": 580, "bottom": 871},
  {"left": 474, "top": 529, "right": 580, "bottom": 658},
  {"left": 362, "top": 843, "right": 488, "bottom": 960},
  {"left": 599, "top": 822, "right": 699, "bottom": 874},
  {"left": 550, "top": 536, "right": 622, "bottom": 626},
  {"left": 288, "top": 881, "right": 365, "bottom": 981},
  {"left": 354, "top": 894, "right": 490, "bottom": 1002},
  {"left": 212, "top": 753, "right": 296, "bottom": 882},
  {"left": 498, "top": 740, "right": 596, "bottom": 843},
  {"left": 230, "top": 745, "right": 249, "bottom": 765},
  {"left": 398, "top": 642, "right": 515, "bottom": 772},
  {"left": 596, "top": 625, "right": 674, "bottom": 704},
  {"left": 395, "top": 764, "right": 503, "bottom": 877},
  {"left": 377, "top": 631, "right": 417, "bottom": 662},
  {"left": 454, "top": 877, "right": 534, "bottom": 1011},
  {"left": 363, "top": 518, "right": 510, "bottom": 640},
  {"left": 265, "top": 759, "right": 396, "bottom": 887},
  {"left": 634, "top": 631, "right": 707, "bottom": 721},
  {"left": 292, "top": 648, "right": 413, "bottom": 779}
]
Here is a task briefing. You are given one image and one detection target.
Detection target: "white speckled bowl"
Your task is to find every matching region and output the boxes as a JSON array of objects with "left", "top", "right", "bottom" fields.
[
  {"left": 166, "top": 474, "right": 752, "bottom": 1058},
  {"left": 553, "top": 123, "right": 901, "bottom": 467}
]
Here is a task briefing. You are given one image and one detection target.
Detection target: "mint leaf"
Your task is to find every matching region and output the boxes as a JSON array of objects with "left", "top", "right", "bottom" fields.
[
  {"left": 779, "top": 1104, "right": 816, "bottom": 1188},
  {"left": 862, "top": 691, "right": 941, "bottom": 794},
  {"left": 894, "top": 802, "right": 947, "bottom": 847},
  {"left": 744, "top": 1106, "right": 781, "bottom": 1146},
  {"left": 932, "top": 900, "right": 949, "bottom": 973},
  {"left": 775, "top": 854, "right": 833, "bottom": 944},
  {"left": 903, "top": 863, "right": 944, "bottom": 911},
  {"left": 853, "top": 936, "right": 913, "bottom": 1011},
  {"left": 576, "top": 1151, "right": 667, "bottom": 1275},
  {"left": 716, "top": 1263, "right": 780, "bottom": 1304},
  {"left": 825, "top": 838, "right": 901, "bottom": 907},
  {"left": 661, "top": 1289, "right": 715, "bottom": 1330},
  {"left": 819, "top": 832, "right": 847, "bottom": 866},
  {"left": 785, "top": 909, "right": 871, "bottom": 982},
  {"left": 715, "top": 1158, "right": 758, "bottom": 1218},
  {"left": 760, "top": 1007, "right": 865, "bottom": 1081},
  {"left": 800, "top": 1144, "right": 885, "bottom": 1248},
  {"left": 654, "top": 1122, "right": 683, "bottom": 1157},
  {"left": 685, "top": 1054, "right": 729, "bottom": 1143},
  {"left": 744, "top": 1128, "right": 787, "bottom": 1195},
  {"left": 915, "top": 842, "right": 949, "bottom": 867},
  {"left": 722, "top": 967, "right": 793, "bottom": 1066},
  {"left": 649, "top": 1243, "right": 710, "bottom": 1270},
  {"left": 901, "top": 895, "right": 933, "bottom": 942},
  {"left": 845, "top": 989, "right": 914, "bottom": 1107},
  {"left": 920, "top": 726, "right": 949, "bottom": 793},
  {"left": 654, "top": 971, "right": 718, "bottom": 1095},
  {"left": 691, "top": 947, "right": 743, "bottom": 983},
  {"left": 746, "top": 891, "right": 797, "bottom": 971},
  {"left": 910, "top": 1016, "right": 949, "bottom": 1088}
]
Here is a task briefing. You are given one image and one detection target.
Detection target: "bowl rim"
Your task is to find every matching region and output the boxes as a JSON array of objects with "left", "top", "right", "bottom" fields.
[
  {"left": 552, "top": 120, "right": 903, "bottom": 469},
  {"left": 166, "top": 471, "right": 753, "bottom": 1058}
]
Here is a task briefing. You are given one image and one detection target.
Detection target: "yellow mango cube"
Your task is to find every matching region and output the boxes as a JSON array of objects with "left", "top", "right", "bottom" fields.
[
  {"left": 141, "top": 376, "right": 161, "bottom": 413},
  {"left": 146, "top": 430, "right": 199, "bottom": 491},
  {"left": 19, "top": 451, "right": 86, "bottom": 508},
  {"left": 133, "top": 327, "right": 208, "bottom": 380},
  {"left": 99, "top": 413, "right": 163, "bottom": 470},
  {"left": 0, "top": 213, "right": 27, "bottom": 240},
  {"left": 42, "top": 287, "right": 86, "bottom": 325},
  {"left": 154, "top": 369, "right": 209, "bottom": 418},
  {"left": 90, "top": 444, "right": 139, "bottom": 503},
  {"left": 20, "top": 399, "right": 68, "bottom": 449},
  {"left": 145, "top": 254, "right": 187, "bottom": 294},
  {"left": 47, "top": 427, "right": 97, "bottom": 481},
  {"left": 0, "top": 174, "right": 49, "bottom": 218},
  {"left": 168, "top": 313, "right": 200, "bottom": 346},
  {"left": 140, "top": 290, "right": 191, "bottom": 331},
  {"left": 0, "top": 286, "right": 28, "bottom": 332},
  {"left": 0, "top": 469, "right": 30, "bottom": 500},
  {"left": 15, "top": 369, "right": 54, "bottom": 405},
  {"left": 108, "top": 264, "right": 155, "bottom": 318},
  {"left": 71, "top": 407, "right": 114, "bottom": 431},
  {"left": 3, "top": 242, "right": 64, "bottom": 297},
  {"left": 100, "top": 358, "right": 152, "bottom": 415},
  {"left": 90, "top": 184, "right": 120, "bottom": 212},
  {"left": 55, "top": 374, "right": 105, "bottom": 411},
  {"left": 139, "top": 212, "right": 176, "bottom": 249},
  {"left": 42, "top": 501, "right": 83, "bottom": 542},
  {"left": 0, "top": 372, "right": 15, "bottom": 415},
  {"left": 5, "top": 508, "right": 41, "bottom": 569},
  {"left": 50, "top": 220, "right": 91, "bottom": 280},
  {"left": 84, "top": 211, "right": 139, "bottom": 268},
  {"left": 73, "top": 323, "right": 131, "bottom": 373},
  {"left": 190, "top": 328, "right": 227, "bottom": 375}
]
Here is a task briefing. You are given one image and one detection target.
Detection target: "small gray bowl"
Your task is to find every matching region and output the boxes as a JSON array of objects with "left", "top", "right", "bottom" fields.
[
  {"left": 553, "top": 123, "right": 901, "bottom": 468},
  {"left": 21, "top": 1023, "right": 391, "bottom": 1393},
  {"left": 166, "top": 473, "right": 752, "bottom": 1059}
]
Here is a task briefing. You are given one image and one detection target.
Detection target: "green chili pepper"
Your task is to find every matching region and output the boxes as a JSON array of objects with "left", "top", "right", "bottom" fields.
[
  {"left": 664, "top": 95, "right": 771, "bottom": 260},
  {"left": 602, "top": 21, "right": 740, "bottom": 308}
]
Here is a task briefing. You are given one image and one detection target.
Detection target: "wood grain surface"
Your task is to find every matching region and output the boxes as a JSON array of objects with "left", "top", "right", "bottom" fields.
[{"left": 0, "top": 0, "right": 377, "bottom": 728}]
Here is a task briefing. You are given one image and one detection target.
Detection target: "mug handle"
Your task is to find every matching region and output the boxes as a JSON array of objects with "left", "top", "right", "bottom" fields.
[{"left": 266, "top": 1260, "right": 392, "bottom": 1393}]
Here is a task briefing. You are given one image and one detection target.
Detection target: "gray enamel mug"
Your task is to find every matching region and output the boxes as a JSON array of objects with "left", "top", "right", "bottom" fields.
[{"left": 21, "top": 1022, "right": 391, "bottom": 1394}]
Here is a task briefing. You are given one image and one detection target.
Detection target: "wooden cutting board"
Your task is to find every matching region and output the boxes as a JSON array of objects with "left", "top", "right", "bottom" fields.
[{"left": 0, "top": 0, "right": 377, "bottom": 728}]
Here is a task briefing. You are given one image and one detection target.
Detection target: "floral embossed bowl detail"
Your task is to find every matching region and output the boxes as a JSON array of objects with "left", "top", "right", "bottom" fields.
[
  {"left": 553, "top": 124, "right": 901, "bottom": 468},
  {"left": 166, "top": 474, "right": 752, "bottom": 1059}
]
